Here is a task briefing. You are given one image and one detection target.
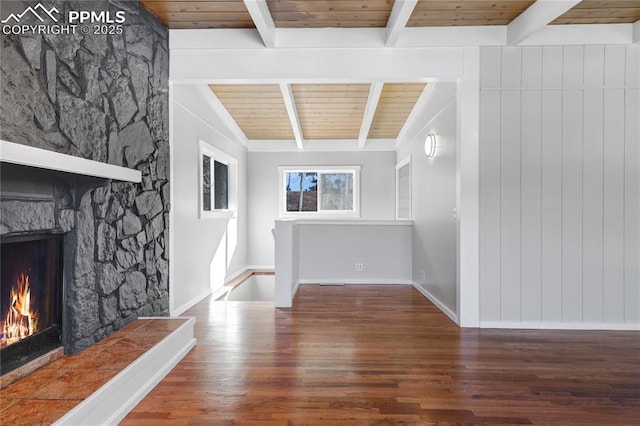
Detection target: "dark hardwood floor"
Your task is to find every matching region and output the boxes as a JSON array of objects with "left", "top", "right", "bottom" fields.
[{"left": 123, "top": 285, "right": 640, "bottom": 425}]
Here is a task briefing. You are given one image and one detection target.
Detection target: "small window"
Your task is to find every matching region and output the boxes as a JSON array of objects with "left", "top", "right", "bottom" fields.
[
  {"left": 279, "top": 166, "right": 360, "bottom": 218},
  {"left": 213, "top": 160, "right": 228, "bottom": 210},
  {"left": 199, "top": 140, "right": 236, "bottom": 219}
]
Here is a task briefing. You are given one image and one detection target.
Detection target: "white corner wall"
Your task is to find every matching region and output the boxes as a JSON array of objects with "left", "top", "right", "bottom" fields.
[
  {"left": 397, "top": 83, "right": 459, "bottom": 321},
  {"left": 170, "top": 84, "right": 248, "bottom": 315},
  {"left": 247, "top": 151, "right": 397, "bottom": 267},
  {"left": 479, "top": 45, "right": 640, "bottom": 329}
]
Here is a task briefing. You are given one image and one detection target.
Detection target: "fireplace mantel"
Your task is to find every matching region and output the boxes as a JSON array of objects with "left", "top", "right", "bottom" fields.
[{"left": 0, "top": 140, "right": 141, "bottom": 183}]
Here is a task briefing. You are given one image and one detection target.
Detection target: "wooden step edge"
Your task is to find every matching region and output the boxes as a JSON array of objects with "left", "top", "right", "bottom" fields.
[{"left": 53, "top": 317, "right": 196, "bottom": 426}]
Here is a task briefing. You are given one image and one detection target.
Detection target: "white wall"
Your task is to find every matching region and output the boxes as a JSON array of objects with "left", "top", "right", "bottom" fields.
[
  {"left": 247, "top": 151, "right": 396, "bottom": 267},
  {"left": 170, "top": 84, "right": 248, "bottom": 314},
  {"left": 479, "top": 45, "right": 640, "bottom": 328},
  {"left": 297, "top": 222, "right": 412, "bottom": 284},
  {"left": 397, "top": 83, "right": 459, "bottom": 319}
]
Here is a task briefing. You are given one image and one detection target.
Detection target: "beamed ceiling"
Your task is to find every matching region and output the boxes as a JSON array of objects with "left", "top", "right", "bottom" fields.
[{"left": 141, "top": 0, "right": 640, "bottom": 146}]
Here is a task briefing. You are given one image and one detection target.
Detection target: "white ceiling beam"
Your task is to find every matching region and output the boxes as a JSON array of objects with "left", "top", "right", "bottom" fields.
[
  {"left": 507, "top": 0, "right": 581, "bottom": 46},
  {"left": 170, "top": 23, "right": 636, "bottom": 50},
  {"left": 196, "top": 85, "right": 249, "bottom": 147},
  {"left": 521, "top": 23, "right": 633, "bottom": 45},
  {"left": 385, "top": 0, "right": 418, "bottom": 47},
  {"left": 248, "top": 139, "right": 396, "bottom": 153},
  {"left": 398, "top": 26, "right": 506, "bottom": 47},
  {"left": 358, "top": 83, "right": 384, "bottom": 149},
  {"left": 243, "top": 0, "right": 276, "bottom": 48},
  {"left": 171, "top": 47, "right": 463, "bottom": 83},
  {"left": 279, "top": 83, "right": 304, "bottom": 150},
  {"left": 633, "top": 20, "right": 640, "bottom": 43}
]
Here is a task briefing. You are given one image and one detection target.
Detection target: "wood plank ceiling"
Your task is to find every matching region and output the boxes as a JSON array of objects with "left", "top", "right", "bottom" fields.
[
  {"left": 551, "top": 1, "right": 640, "bottom": 25},
  {"left": 292, "top": 84, "right": 370, "bottom": 140},
  {"left": 368, "top": 83, "right": 427, "bottom": 139},
  {"left": 407, "top": 1, "right": 536, "bottom": 27},
  {"left": 267, "top": 0, "right": 395, "bottom": 28},
  {"left": 142, "top": 0, "right": 639, "bottom": 144},
  {"left": 140, "top": 0, "right": 639, "bottom": 30},
  {"left": 209, "top": 85, "right": 294, "bottom": 140},
  {"left": 209, "top": 83, "right": 427, "bottom": 141}
]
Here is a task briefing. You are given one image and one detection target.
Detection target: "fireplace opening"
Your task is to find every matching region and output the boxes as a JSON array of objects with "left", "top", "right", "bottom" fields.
[{"left": 1, "top": 234, "right": 63, "bottom": 375}]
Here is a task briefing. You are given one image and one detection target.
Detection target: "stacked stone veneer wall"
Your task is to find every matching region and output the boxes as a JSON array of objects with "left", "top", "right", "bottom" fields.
[{"left": 0, "top": 1, "right": 170, "bottom": 353}]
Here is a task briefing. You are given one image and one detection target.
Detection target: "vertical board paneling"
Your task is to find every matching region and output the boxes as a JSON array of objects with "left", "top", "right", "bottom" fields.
[
  {"left": 479, "top": 90, "right": 502, "bottom": 321},
  {"left": 625, "top": 45, "right": 640, "bottom": 88},
  {"left": 624, "top": 88, "right": 640, "bottom": 323},
  {"left": 604, "top": 45, "right": 626, "bottom": 87},
  {"left": 480, "top": 45, "right": 638, "bottom": 327},
  {"left": 563, "top": 46, "right": 584, "bottom": 88},
  {"left": 502, "top": 47, "right": 522, "bottom": 88},
  {"left": 521, "top": 90, "right": 542, "bottom": 321},
  {"left": 562, "top": 90, "right": 583, "bottom": 322},
  {"left": 584, "top": 46, "right": 605, "bottom": 88},
  {"left": 582, "top": 89, "right": 604, "bottom": 322},
  {"left": 624, "top": 46, "right": 640, "bottom": 324},
  {"left": 480, "top": 47, "right": 502, "bottom": 89},
  {"left": 603, "top": 90, "right": 626, "bottom": 323},
  {"left": 522, "top": 47, "right": 542, "bottom": 89},
  {"left": 541, "top": 90, "right": 563, "bottom": 322},
  {"left": 500, "top": 90, "right": 522, "bottom": 321},
  {"left": 542, "top": 46, "right": 563, "bottom": 88}
]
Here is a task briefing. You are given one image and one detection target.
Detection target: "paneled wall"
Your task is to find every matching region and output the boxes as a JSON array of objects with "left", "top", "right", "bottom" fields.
[{"left": 479, "top": 45, "right": 639, "bottom": 327}]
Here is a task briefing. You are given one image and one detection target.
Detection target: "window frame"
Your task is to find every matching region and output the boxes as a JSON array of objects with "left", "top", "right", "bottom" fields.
[
  {"left": 395, "top": 156, "right": 412, "bottom": 220},
  {"left": 278, "top": 165, "right": 361, "bottom": 218},
  {"left": 199, "top": 140, "right": 237, "bottom": 219}
]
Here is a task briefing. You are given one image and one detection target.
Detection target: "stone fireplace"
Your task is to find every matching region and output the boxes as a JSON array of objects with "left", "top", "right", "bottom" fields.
[{"left": 0, "top": 0, "right": 170, "bottom": 371}]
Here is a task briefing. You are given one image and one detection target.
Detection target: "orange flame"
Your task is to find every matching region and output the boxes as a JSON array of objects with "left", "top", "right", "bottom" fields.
[{"left": 1, "top": 273, "right": 39, "bottom": 347}]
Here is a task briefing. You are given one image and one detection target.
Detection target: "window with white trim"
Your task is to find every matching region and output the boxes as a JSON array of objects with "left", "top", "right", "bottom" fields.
[
  {"left": 396, "top": 156, "right": 411, "bottom": 219},
  {"left": 199, "top": 140, "right": 237, "bottom": 219},
  {"left": 279, "top": 166, "right": 361, "bottom": 218}
]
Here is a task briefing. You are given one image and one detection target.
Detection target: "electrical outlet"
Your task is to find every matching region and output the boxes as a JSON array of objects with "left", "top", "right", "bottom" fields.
[
  {"left": 419, "top": 270, "right": 426, "bottom": 281},
  {"left": 355, "top": 263, "right": 364, "bottom": 271}
]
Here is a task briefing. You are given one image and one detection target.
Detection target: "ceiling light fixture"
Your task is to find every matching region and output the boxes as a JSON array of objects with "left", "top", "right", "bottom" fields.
[{"left": 425, "top": 133, "right": 436, "bottom": 157}]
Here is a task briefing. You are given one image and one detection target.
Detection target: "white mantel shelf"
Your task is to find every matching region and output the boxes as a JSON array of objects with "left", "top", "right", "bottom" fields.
[{"left": 0, "top": 140, "right": 141, "bottom": 183}]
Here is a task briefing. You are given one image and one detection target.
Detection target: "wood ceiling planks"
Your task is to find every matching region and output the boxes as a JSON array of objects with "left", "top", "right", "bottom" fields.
[
  {"left": 267, "top": 0, "right": 395, "bottom": 28},
  {"left": 407, "top": 0, "right": 535, "bottom": 26},
  {"left": 139, "top": 0, "right": 638, "bottom": 29},
  {"left": 368, "top": 83, "right": 427, "bottom": 139},
  {"left": 292, "top": 84, "right": 370, "bottom": 140},
  {"left": 551, "top": 1, "right": 640, "bottom": 25},
  {"left": 140, "top": 0, "right": 255, "bottom": 29},
  {"left": 209, "top": 85, "right": 294, "bottom": 140}
]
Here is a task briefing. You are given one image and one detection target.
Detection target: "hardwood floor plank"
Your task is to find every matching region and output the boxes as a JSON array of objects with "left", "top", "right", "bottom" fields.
[{"left": 123, "top": 285, "right": 640, "bottom": 424}]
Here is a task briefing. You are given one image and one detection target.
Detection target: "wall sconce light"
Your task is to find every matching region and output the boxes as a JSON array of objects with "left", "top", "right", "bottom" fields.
[{"left": 424, "top": 133, "right": 436, "bottom": 157}]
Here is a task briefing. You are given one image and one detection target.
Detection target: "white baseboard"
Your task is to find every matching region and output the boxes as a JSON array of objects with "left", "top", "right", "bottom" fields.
[
  {"left": 171, "top": 289, "right": 212, "bottom": 316},
  {"left": 298, "top": 279, "right": 413, "bottom": 285},
  {"left": 480, "top": 321, "right": 640, "bottom": 331},
  {"left": 411, "top": 282, "right": 459, "bottom": 325},
  {"left": 292, "top": 281, "right": 300, "bottom": 301},
  {"left": 54, "top": 317, "right": 196, "bottom": 426}
]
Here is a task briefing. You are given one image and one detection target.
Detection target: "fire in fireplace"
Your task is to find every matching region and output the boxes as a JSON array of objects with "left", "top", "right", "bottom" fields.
[{"left": 0, "top": 234, "right": 63, "bottom": 375}]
